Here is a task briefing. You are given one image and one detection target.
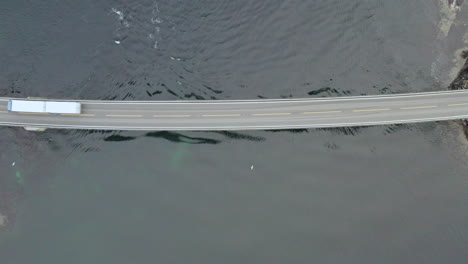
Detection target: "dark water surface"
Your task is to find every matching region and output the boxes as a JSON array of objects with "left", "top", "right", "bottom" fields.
[{"left": 0, "top": 0, "right": 467, "bottom": 263}]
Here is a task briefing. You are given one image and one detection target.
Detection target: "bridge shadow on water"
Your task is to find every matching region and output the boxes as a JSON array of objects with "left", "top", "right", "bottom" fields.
[
  {"left": 145, "top": 132, "right": 220, "bottom": 144},
  {"left": 264, "top": 125, "right": 411, "bottom": 137},
  {"left": 71, "top": 123, "right": 416, "bottom": 147},
  {"left": 98, "top": 130, "right": 266, "bottom": 145}
]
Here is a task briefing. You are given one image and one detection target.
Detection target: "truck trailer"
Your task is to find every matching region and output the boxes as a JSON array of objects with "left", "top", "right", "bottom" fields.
[{"left": 8, "top": 100, "right": 81, "bottom": 114}]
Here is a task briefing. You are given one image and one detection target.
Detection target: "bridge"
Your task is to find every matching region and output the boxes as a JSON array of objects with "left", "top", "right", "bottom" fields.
[{"left": 0, "top": 90, "right": 468, "bottom": 131}]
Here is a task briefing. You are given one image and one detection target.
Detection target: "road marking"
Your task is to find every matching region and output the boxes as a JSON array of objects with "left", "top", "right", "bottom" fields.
[
  {"left": 0, "top": 111, "right": 7, "bottom": 113},
  {"left": 252, "top": 113, "right": 291, "bottom": 116},
  {"left": 153, "top": 115, "right": 191, "bottom": 118},
  {"left": 448, "top": 103, "right": 468, "bottom": 107},
  {"left": 400, "top": 106, "right": 438, "bottom": 110},
  {"left": 61, "top": 114, "right": 95, "bottom": 117},
  {"left": 18, "top": 112, "right": 50, "bottom": 115},
  {"left": 202, "top": 114, "right": 241, "bottom": 117},
  {"left": 353, "top": 108, "right": 391, "bottom": 112},
  {"left": 106, "top": 114, "right": 143, "bottom": 118},
  {"left": 5, "top": 114, "right": 468, "bottom": 130},
  {"left": 303, "top": 111, "right": 342, "bottom": 114}
]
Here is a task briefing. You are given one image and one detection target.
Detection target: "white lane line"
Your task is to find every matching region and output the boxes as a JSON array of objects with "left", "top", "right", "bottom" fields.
[
  {"left": 252, "top": 113, "right": 291, "bottom": 116},
  {"left": 400, "top": 106, "right": 438, "bottom": 110},
  {"left": 202, "top": 114, "right": 241, "bottom": 117},
  {"left": 153, "top": 115, "right": 191, "bottom": 118},
  {"left": 7, "top": 114, "right": 468, "bottom": 131},
  {"left": 448, "top": 103, "right": 468, "bottom": 107},
  {"left": 61, "top": 114, "right": 95, "bottom": 117},
  {"left": 353, "top": 108, "right": 391, "bottom": 112},
  {"left": 106, "top": 114, "right": 143, "bottom": 117},
  {"left": 18, "top": 112, "right": 50, "bottom": 115},
  {"left": 303, "top": 111, "right": 342, "bottom": 114}
]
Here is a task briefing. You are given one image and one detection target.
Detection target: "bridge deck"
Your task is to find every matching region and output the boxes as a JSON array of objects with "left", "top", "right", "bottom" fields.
[{"left": 0, "top": 90, "right": 468, "bottom": 130}]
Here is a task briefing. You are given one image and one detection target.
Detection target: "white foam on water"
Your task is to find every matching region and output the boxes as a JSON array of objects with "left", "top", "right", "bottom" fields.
[
  {"left": 438, "top": 0, "right": 458, "bottom": 39},
  {"left": 111, "top": 8, "right": 124, "bottom": 21},
  {"left": 449, "top": 0, "right": 462, "bottom": 10},
  {"left": 151, "top": 17, "right": 161, "bottom": 24},
  {"left": 151, "top": 1, "right": 162, "bottom": 49}
]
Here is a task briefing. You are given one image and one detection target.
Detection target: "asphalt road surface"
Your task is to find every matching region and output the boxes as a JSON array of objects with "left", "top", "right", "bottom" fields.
[{"left": 1, "top": 90, "right": 468, "bottom": 131}]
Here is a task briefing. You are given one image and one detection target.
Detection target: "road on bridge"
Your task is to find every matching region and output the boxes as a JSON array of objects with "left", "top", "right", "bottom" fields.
[{"left": 0, "top": 90, "right": 468, "bottom": 131}]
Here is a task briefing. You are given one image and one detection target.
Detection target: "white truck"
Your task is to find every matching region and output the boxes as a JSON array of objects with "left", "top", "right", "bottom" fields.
[{"left": 8, "top": 100, "right": 81, "bottom": 114}]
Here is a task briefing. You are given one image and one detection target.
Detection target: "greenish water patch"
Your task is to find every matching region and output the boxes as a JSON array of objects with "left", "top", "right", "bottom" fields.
[
  {"left": 15, "top": 171, "right": 24, "bottom": 185},
  {"left": 170, "top": 142, "right": 191, "bottom": 170}
]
